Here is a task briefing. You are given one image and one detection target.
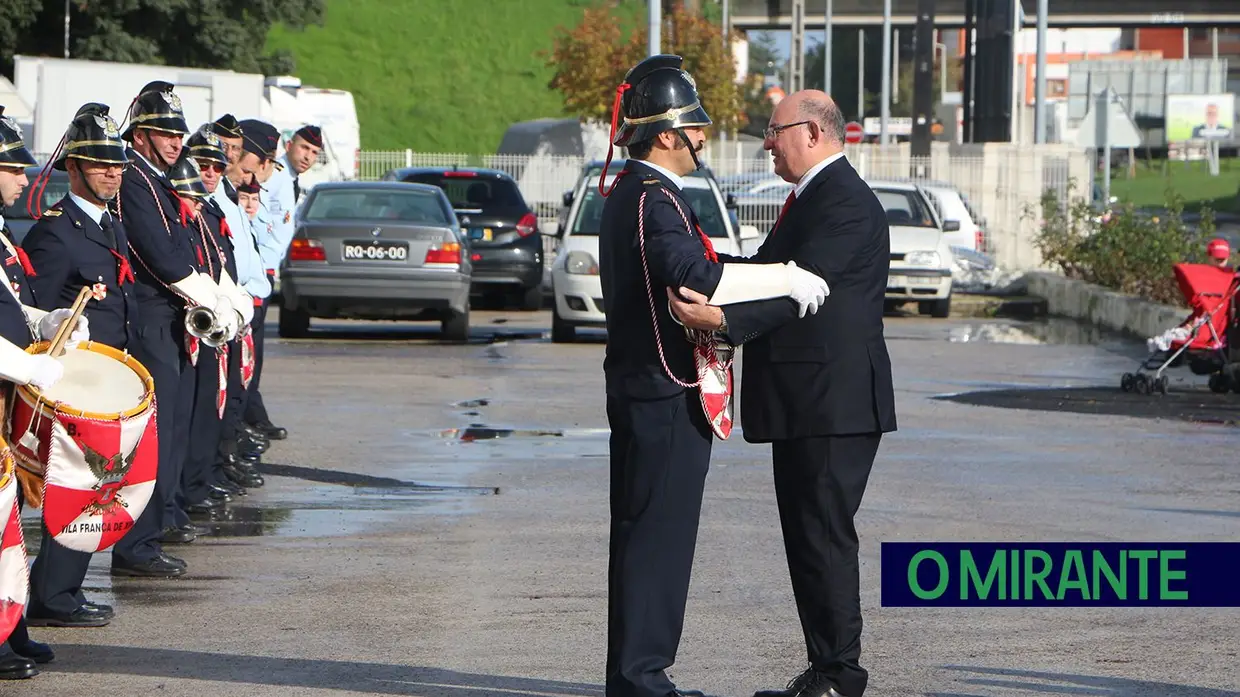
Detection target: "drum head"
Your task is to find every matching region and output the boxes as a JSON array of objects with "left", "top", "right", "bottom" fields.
[{"left": 43, "top": 349, "right": 146, "bottom": 414}]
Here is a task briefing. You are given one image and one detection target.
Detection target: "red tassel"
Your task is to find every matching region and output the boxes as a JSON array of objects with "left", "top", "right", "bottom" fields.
[
  {"left": 15, "top": 248, "right": 36, "bottom": 277},
  {"left": 695, "top": 224, "right": 718, "bottom": 263},
  {"left": 111, "top": 250, "right": 135, "bottom": 284},
  {"left": 220, "top": 219, "right": 232, "bottom": 238},
  {"left": 178, "top": 198, "right": 196, "bottom": 227},
  {"left": 599, "top": 82, "right": 632, "bottom": 198}
]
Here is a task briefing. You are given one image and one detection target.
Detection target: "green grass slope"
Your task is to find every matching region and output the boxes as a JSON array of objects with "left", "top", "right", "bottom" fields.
[{"left": 266, "top": 0, "right": 645, "bottom": 153}]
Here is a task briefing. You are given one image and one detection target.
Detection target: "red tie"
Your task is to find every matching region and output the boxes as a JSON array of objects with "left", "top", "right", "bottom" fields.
[{"left": 772, "top": 191, "right": 796, "bottom": 235}]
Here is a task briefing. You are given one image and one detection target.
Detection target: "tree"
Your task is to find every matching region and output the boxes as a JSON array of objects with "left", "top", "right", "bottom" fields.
[
  {"left": 0, "top": 0, "right": 40, "bottom": 74},
  {"left": 546, "top": 2, "right": 745, "bottom": 136},
  {"left": 3, "top": 0, "right": 324, "bottom": 79}
]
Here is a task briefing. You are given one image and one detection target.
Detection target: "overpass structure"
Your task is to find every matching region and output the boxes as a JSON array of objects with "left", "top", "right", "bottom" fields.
[{"left": 729, "top": 0, "right": 1240, "bottom": 29}]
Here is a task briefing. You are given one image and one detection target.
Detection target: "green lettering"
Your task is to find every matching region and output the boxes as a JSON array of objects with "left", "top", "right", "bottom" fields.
[
  {"left": 1130, "top": 550, "right": 1157, "bottom": 600},
  {"left": 1056, "top": 550, "right": 1090, "bottom": 600},
  {"left": 1159, "top": 550, "right": 1188, "bottom": 600},
  {"left": 1010, "top": 549, "right": 1020, "bottom": 599},
  {"left": 1092, "top": 550, "right": 1127, "bottom": 600},
  {"left": 909, "top": 551, "right": 949, "bottom": 600},
  {"left": 1023, "top": 550, "right": 1054, "bottom": 600},
  {"left": 961, "top": 549, "right": 1006, "bottom": 600}
]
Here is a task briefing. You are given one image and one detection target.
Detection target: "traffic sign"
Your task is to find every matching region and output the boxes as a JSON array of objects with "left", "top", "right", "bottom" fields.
[{"left": 845, "top": 121, "right": 864, "bottom": 144}]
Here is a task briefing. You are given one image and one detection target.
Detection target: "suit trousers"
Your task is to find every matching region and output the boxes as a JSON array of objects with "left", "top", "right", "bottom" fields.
[
  {"left": 25, "top": 473, "right": 88, "bottom": 617},
  {"left": 113, "top": 318, "right": 188, "bottom": 564},
  {"left": 605, "top": 388, "right": 712, "bottom": 697},
  {"left": 215, "top": 338, "right": 247, "bottom": 480},
  {"left": 179, "top": 344, "right": 223, "bottom": 517},
  {"left": 771, "top": 433, "right": 882, "bottom": 697},
  {"left": 243, "top": 299, "right": 270, "bottom": 425}
]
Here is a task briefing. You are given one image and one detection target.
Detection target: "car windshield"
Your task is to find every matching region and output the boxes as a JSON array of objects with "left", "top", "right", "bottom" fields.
[
  {"left": 570, "top": 185, "right": 729, "bottom": 238},
  {"left": 872, "top": 188, "right": 937, "bottom": 228},
  {"left": 402, "top": 173, "right": 526, "bottom": 215},
  {"left": 301, "top": 188, "right": 451, "bottom": 225},
  {"left": 8, "top": 177, "right": 71, "bottom": 219}
]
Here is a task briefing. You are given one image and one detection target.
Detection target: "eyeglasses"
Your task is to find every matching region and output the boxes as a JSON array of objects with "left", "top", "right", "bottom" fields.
[
  {"left": 197, "top": 161, "right": 225, "bottom": 173},
  {"left": 763, "top": 120, "right": 814, "bottom": 140}
]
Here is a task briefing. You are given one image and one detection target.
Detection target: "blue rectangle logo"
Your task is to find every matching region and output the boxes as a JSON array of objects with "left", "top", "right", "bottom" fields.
[{"left": 881, "top": 543, "right": 1240, "bottom": 607}]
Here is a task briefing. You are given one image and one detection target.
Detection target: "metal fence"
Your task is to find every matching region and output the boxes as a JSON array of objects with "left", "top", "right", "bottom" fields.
[{"left": 356, "top": 141, "right": 1092, "bottom": 271}]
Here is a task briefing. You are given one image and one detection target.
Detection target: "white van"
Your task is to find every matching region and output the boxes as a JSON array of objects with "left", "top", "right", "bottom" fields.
[{"left": 547, "top": 160, "right": 762, "bottom": 343}]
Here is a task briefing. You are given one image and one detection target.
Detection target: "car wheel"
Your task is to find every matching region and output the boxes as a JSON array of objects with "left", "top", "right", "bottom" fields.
[
  {"left": 920, "top": 295, "right": 952, "bottom": 318},
  {"left": 278, "top": 306, "right": 310, "bottom": 338},
  {"left": 551, "top": 308, "right": 576, "bottom": 343},
  {"left": 441, "top": 305, "right": 470, "bottom": 343},
  {"left": 519, "top": 285, "right": 543, "bottom": 311}
]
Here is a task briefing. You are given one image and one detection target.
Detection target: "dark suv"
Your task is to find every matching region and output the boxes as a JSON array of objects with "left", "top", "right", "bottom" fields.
[{"left": 384, "top": 167, "right": 543, "bottom": 310}]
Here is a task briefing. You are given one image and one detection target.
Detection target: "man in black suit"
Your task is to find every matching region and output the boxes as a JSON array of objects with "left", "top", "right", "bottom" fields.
[
  {"left": 598, "top": 58, "right": 830, "bottom": 697},
  {"left": 669, "top": 90, "right": 897, "bottom": 697}
]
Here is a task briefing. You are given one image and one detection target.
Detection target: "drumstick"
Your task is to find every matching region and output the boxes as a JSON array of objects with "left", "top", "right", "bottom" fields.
[{"left": 47, "top": 286, "right": 93, "bottom": 358}]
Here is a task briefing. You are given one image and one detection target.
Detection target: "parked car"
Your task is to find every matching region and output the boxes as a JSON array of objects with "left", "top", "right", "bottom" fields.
[
  {"left": 717, "top": 172, "right": 793, "bottom": 232},
  {"left": 278, "top": 181, "right": 473, "bottom": 341},
  {"left": 868, "top": 180, "right": 956, "bottom": 317},
  {"left": 547, "top": 159, "right": 762, "bottom": 343},
  {"left": 382, "top": 166, "right": 543, "bottom": 310},
  {"left": 4, "top": 167, "right": 71, "bottom": 243},
  {"left": 920, "top": 182, "right": 987, "bottom": 252}
]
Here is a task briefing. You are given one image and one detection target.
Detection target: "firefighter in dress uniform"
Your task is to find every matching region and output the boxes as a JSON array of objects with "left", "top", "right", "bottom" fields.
[
  {"left": 212, "top": 115, "right": 245, "bottom": 206},
  {"left": 20, "top": 104, "right": 140, "bottom": 628},
  {"left": 109, "top": 81, "right": 240, "bottom": 578},
  {"left": 596, "top": 55, "right": 828, "bottom": 697},
  {"left": 235, "top": 120, "right": 289, "bottom": 442},
  {"left": 0, "top": 105, "right": 90, "bottom": 677}
]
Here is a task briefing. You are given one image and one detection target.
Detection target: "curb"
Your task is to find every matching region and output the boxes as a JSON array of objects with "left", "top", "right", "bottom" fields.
[
  {"left": 1017, "top": 272, "right": 1186, "bottom": 339},
  {"left": 950, "top": 294, "right": 1048, "bottom": 319}
]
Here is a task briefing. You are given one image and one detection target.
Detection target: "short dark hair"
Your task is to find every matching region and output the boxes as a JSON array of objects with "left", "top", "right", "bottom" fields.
[
  {"left": 798, "top": 97, "right": 846, "bottom": 145},
  {"left": 626, "top": 139, "right": 654, "bottom": 160}
]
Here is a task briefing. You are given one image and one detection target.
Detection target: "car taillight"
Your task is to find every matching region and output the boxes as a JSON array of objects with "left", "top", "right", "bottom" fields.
[
  {"left": 975, "top": 229, "right": 985, "bottom": 252},
  {"left": 425, "top": 242, "right": 462, "bottom": 265},
  {"left": 289, "top": 238, "right": 325, "bottom": 262},
  {"left": 516, "top": 212, "right": 537, "bottom": 237}
]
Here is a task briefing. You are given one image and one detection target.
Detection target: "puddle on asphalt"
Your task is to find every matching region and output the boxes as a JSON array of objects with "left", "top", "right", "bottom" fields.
[
  {"left": 937, "top": 384, "right": 1240, "bottom": 426},
  {"left": 944, "top": 317, "right": 1132, "bottom": 347}
]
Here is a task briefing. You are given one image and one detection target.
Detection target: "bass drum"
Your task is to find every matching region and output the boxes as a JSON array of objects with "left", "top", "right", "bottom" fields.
[{"left": 8, "top": 340, "right": 159, "bottom": 553}]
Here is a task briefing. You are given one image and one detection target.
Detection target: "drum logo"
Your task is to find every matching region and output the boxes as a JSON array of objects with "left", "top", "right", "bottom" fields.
[{"left": 80, "top": 439, "right": 138, "bottom": 515}]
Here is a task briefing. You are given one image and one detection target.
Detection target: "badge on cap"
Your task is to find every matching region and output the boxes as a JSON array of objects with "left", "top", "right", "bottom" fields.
[
  {"left": 95, "top": 114, "right": 120, "bottom": 138},
  {"left": 1, "top": 116, "right": 22, "bottom": 139},
  {"left": 162, "top": 91, "right": 184, "bottom": 113},
  {"left": 681, "top": 70, "right": 696, "bottom": 89}
]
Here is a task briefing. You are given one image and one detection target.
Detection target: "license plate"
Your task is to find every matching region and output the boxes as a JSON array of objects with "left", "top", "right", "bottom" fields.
[
  {"left": 888, "top": 275, "right": 902, "bottom": 287},
  {"left": 469, "top": 227, "right": 493, "bottom": 242},
  {"left": 342, "top": 240, "right": 408, "bottom": 261},
  {"left": 909, "top": 276, "right": 938, "bottom": 286}
]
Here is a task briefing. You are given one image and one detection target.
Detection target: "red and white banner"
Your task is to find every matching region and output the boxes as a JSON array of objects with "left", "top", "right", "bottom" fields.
[
  {"left": 217, "top": 344, "right": 229, "bottom": 418},
  {"left": 39, "top": 408, "right": 159, "bottom": 553},
  {"left": 240, "top": 328, "right": 256, "bottom": 389},
  {"left": 695, "top": 341, "right": 734, "bottom": 440},
  {"left": 0, "top": 459, "right": 29, "bottom": 641}
]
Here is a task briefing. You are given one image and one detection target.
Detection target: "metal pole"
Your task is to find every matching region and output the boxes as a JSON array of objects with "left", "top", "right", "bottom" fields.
[
  {"left": 722, "top": 0, "right": 729, "bottom": 49},
  {"left": 1182, "top": 27, "right": 1189, "bottom": 60},
  {"left": 859, "top": 29, "right": 866, "bottom": 121},
  {"left": 825, "top": 0, "right": 833, "bottom": 95},
  {"left": 893, "top": 28, "right": 900, "bottom": 104},
  {"left": 880, "top": 0, "right": 892, "bottom": 146},
  {"left": 649, "top": 0, "right": 660, "bottom": 56},
  {"left": 1034, "top": 0, "right": 1047, "bottom": 143},
  {"left": 1213, "top": 27, "right": 1219, "bottom": 60},
  {"left": 937, "top": 43, "right": 946, "bottom": 98},
  {"left": 63, "top": 0, "right": 70, "bottom": 58}
]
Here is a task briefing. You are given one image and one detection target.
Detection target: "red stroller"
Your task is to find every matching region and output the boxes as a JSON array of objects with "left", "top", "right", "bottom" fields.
[{"left": 1122, "top": 263, "right": 1239, "bottom": 395}]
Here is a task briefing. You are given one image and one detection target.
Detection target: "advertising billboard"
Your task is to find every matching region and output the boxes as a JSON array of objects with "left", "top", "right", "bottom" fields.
[{"left": 1165, "top": 94, "right": 1235, "bottom": 143}]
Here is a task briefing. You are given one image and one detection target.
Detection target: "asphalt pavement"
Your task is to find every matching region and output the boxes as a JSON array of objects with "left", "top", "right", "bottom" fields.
[{"left": 13, "top": 308, "right": 1240, "bottom": 697}]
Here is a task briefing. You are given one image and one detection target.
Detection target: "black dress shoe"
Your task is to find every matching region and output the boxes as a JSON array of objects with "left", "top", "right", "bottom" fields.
[
  {"left": 10, "top": 638, "right": 54, "bottom": 664},
  {"left": 207, "top": 486, "right": 234, "bottom": 503},
  {"left": 160, "top": 525, "right": 196, "bottom": 544},
  {"left": 0, "top": 650, "right": 36, "bottom": 680},
  {"left": 111, "top": 556, "right": 186, "bottom": 578},
  {"left": 25, "top": 606, "right": 110, "bottom": 628},
  {"left": 240, "top": 423, "right": 271, "bottom": 446},
  {"left": 80, "top": 601, "right": 114, "bottom": 620},
  {"left": 250, "top": 418, "right": 288, "bottom": 440},
  {"left": 238, "top": 430, "right": 269, "bottom": 454},
  {"left": 223, "top": 463, "right": 262, "bottom": 489},
  {"left": 187, "top": 500, "right": 222, "bottom": 516},
  {"left": 754, "top": 669, "right": 849, "bottom": 697},
  {"left": 160, "top": 552, "right": 188, "bottom": 569}
]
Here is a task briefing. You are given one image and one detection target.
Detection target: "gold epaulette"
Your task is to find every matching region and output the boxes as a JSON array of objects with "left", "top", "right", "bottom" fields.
[{"left": 40, "top": 208, "right": 63, "bottom": 218}]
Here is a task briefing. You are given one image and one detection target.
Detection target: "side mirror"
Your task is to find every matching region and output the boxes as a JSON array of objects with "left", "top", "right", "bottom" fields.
[
  {"left": 562, "top": 190, "right": 574, "bottom": 207},
  {"left": 943, "top": 220, "right": 961, "bottom": 232},
  {"left": 725, "top": 193, "right": 738, "bottom": 209},
  {"left": 542, "top": 225, "right": 562, "bottom": 238},
  {"left": 739, "top": 225, "right": 762, "bottom": 241}
]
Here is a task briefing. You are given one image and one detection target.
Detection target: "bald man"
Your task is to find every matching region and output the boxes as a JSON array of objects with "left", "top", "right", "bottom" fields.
[{"left": 670, "top": 90, "right": 896, "bottom": 697}]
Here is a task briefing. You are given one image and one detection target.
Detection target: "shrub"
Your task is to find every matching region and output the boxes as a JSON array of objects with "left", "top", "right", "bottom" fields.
[{"left": 1024, "top": 180, "right": 1218, "bottom": 306}]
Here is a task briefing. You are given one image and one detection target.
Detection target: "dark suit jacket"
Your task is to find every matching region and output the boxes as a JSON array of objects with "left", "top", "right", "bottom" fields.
[
  {"left": 599, "top": 160, "right": 724, "bottom": 400},
  {"left": 720, "top": 156, "right": 897, "bottom": 441},
  {"left": 21, "top": 196, "right": 141, "bottom": 350},
  {"left": 0, "top": 224, "right": 36, "bottom": 348}
]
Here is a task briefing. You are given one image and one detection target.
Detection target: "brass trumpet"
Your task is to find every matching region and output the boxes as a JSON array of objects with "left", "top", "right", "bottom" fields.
[{"left": 185, "top": 305, "right": 229, "bottom": 347}]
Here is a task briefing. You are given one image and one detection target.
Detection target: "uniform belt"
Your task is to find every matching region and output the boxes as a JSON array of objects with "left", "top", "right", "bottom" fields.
[
  {"left": 265, "top": 270, "right": 275, "bottom": 277},
  {"left": 253, "top": 296, "right": 264, "bottom": 307}
]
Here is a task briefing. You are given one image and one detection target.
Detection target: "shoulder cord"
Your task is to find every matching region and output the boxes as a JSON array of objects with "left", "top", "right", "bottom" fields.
[
  {"left": 193, "top": 213, "right": 224, "bottom": 280},
  {"left": 0, "top": 235, "right": 39, "bottom": 342},
  {"left": 116, "top": 168, "right": 199, "bottom": 308},
  {"left": 635, "top": 187, "right": 734, "bottom": 389}
]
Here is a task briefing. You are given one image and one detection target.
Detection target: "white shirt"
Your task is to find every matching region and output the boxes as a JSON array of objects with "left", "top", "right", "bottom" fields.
[
  {"left": 68, "top": 191, "right": 109, "bottom": 227},
  {"left": 258, "top": 157, "right": 298, "bottom": 271},
  {"left": 793, "top": 151, "right": 846, "bottom": 199},
  {"left": 131, "top": 149, "right": 166, "bottom": 179},
  {"left": 639, "top": 160, "right": 685, "bottom": 191}
]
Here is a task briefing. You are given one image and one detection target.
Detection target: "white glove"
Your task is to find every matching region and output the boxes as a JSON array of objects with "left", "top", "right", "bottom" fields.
[
  {"left": 786, "top": 260, "right": 830, "bottom": 318},
  {"left": 213, "top": 295, "right": 240, "bottom": 342},
  {"left": 26, "top": 354, "right": 65, "bottom": 390},
  {"left": 172, "top": 271, "right": 224, "bottom": 310},
  {"left": 38, "top": 309, "right": 90, "bottom": 345}
]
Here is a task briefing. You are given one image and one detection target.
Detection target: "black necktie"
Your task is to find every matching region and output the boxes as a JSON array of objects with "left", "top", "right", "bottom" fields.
[
  {"left": 293, "top": 176, "right": 301, "bottom": 203},
  {"left": 100, "top": 213, "right": 117, "bottom": 249}
]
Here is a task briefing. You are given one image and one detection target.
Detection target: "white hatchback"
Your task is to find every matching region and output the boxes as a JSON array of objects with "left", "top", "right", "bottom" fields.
[
  {"left": 868, "top": 180, "right": 956, "bottom": 317},
  {"left": 547, "top": 162, "right": 762, "bottom": 343}
]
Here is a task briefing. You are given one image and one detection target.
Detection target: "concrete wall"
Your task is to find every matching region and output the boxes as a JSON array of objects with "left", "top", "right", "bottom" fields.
[{"left": 1021, "top": 271, "right": 1187, "bottom": 339}]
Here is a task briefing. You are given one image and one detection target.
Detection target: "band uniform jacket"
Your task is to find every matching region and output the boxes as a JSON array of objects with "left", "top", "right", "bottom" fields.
[
  {"left": 113, "top": 149, "right": 201, "bottom": 323},
  {"left": 719, "top": 157, "right": 897, "bottom": 440},
  {"left": 0, "top": 223, "right": 37, "bottom": 348},
  {"left": 197, "top": 199, "right": 238, "bottom": 284},
  {"left": 598, "top": 160, "right": 724, "bottom": 400},
  {"left": 22, "top": 196, "right": 141, "bottom": 350}
]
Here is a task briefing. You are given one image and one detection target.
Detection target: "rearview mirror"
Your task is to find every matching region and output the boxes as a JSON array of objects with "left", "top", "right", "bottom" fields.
[
  {"left": 562, "top": 190, "right": 574, "bottom": 207},
  {"left": 943, "top": 219, "right": 961, "bottom": 232},
  {"left": 725, "top": 193, "right": 738, "bottom": 209}
]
